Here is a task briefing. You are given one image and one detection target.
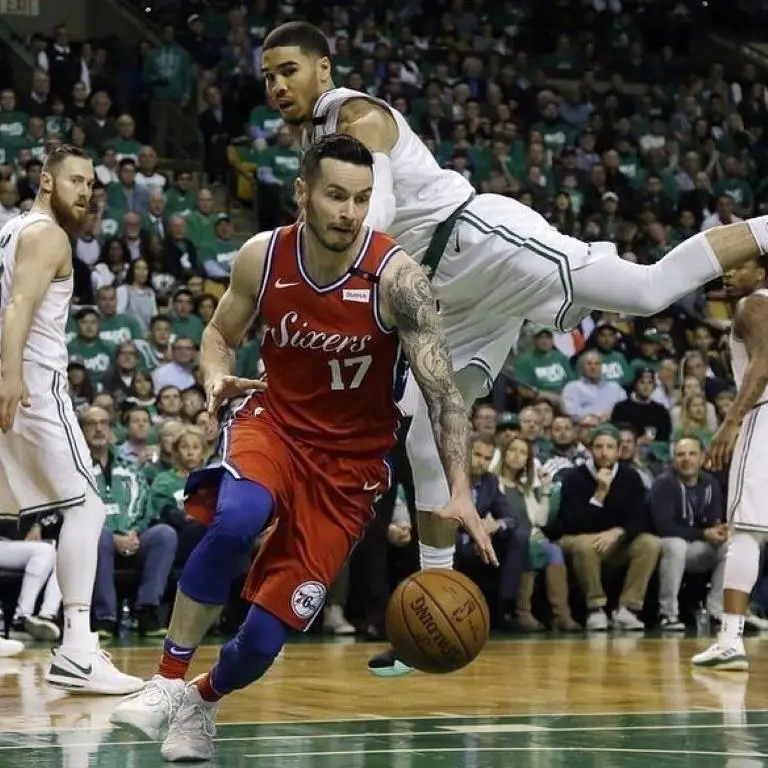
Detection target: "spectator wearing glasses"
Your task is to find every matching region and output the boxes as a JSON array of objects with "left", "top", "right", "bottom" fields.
[{"left": 83, "top": 407, "right": 178, "bottom": 638}]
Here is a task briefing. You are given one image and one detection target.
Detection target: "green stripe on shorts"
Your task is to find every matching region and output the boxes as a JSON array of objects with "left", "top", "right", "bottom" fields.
[{"left": 460, "top": 210, "right": 573, "bottom": 331}]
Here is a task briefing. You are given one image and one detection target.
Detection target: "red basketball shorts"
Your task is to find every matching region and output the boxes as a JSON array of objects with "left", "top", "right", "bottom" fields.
[{"left": 216, "top": 407, "right": 392, "bottom": 631}]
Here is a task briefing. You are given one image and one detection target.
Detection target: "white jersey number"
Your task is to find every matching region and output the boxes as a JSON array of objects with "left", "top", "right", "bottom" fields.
[{"left": 328, "top": 355, "right": 372, "bottom": 391}]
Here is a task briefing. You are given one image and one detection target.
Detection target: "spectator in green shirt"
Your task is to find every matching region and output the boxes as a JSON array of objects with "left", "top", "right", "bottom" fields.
[
  {"left": 169, "top": 289, "right": 204, "bottom": 346},
  {"left": 165, "top": 170, "right": 195, "bottom": 218},
  {"left": 201, "top": 213, "right": 238, "bottom": 281},
  {"left": 185, "top": 188, "right": 217, "bottom": 255},
  {"left": 67, "top": 308, "right": 115, "bottom": 386},
  {"left": 514, "top": 327, "right": 574, "bottom": 406},
  {"left": 590, "top": 322, "right": 633, "bottom": 386},
  {"left": 82, "top": 406, "right": 178, "bottom": 638},
  {"left": 143, "top": 24, "right": 191, "bottom": 158},
  {"left": 149, "top": 424, "right": 207, "bottom": 536},
  {"left": 96, "top": 285, "right": 144, "bottom": 346},
  {"left": 104, "top": 114, "right": 142, "bottom": 162}
]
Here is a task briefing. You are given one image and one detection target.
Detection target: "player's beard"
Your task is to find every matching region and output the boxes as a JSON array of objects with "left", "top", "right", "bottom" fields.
[
  {"left": 50, "top": 184, "right": 87, "bottom": 236},
  {"left": 306, "top": 203, "right": 360, "bottom": 253}
]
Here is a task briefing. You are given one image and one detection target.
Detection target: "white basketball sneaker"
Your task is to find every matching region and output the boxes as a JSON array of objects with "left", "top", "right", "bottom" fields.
[
  {"left": 161, "top": 677, "right": 217, "bottom": 762},
  {"left": 110, "top": 675, "right": 186, "bottom": 741},
  {"left": 691, "top": 638, "right": 749, "bottom": 671},
  {"left": 45, "top": 632, "right": 146, "bottom": 694}
]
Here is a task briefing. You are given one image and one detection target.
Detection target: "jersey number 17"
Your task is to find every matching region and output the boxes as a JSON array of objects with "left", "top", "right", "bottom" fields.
[{"left": 328, "top": 355, "right": 372, "bottom": 391}]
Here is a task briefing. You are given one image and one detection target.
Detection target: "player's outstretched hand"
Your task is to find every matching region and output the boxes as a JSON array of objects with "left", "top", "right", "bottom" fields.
[
  {"left": 0, "top": 376, "right": 29, "bottom": 433},
  {"left": 705, "top": 419, "right": 740, "bottom": 472},
  {"left": 206, "top": 375, "right": 267, "bottom": 415},
  {"left": 435, "top": 495, "right": 499, "bottom": 567}
]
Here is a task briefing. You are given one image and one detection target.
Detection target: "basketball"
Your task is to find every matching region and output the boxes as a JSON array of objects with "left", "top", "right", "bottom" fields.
[{"left": 385, "top": 569, "right": 490, "bottom": 674}]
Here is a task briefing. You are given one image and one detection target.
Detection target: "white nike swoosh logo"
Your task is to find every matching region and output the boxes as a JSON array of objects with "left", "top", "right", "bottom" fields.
[
  {"left": 275, "top": 279, "right": 300, "bottom": 289},
  {"left": 167, "top": 646, "right": 191, "bottom": 657},
  {"left": 363, "top": 482, "right": 380, "bottom": 491}
]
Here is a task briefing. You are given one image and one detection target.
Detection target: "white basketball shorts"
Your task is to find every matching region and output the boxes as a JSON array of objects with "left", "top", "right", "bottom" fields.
[
  {"left": 0, "top": 362, "right": 96, "bottom": 517},
  {"left": 727, "top": 405, "right": 768, "bottom": 533}
]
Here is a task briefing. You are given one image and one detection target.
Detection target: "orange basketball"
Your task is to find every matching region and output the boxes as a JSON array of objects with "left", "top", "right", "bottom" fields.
[{"left": 385, "top": 569, "right": 490, "bottom": 674}]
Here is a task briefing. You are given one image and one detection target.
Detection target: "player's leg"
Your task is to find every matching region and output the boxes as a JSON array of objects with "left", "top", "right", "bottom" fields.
[
  {"left": 693, "top": 411, "right": 765, "bottom": 670},
  {"left": 161, "top": 452, "right": 387, "bottom": 762},
  {"left": 569, "top": 222, "right": 767, "bottom": 320},
  {"left": 368, "top": 363, "right": 492, "bottom": 677},
  {"left": 0, "top": 539, "right": 61, "bottom": 640},
  {"left": 7, "top": 369, "right": 144, "bottom": 692},
  {"left": 110, "top": 471, "right": 275, "bottom": 740}
]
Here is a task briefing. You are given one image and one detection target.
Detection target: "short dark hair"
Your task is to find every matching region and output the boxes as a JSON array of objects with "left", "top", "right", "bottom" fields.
[
  {"left": 301, "top": 134, "right": 373, "bottom": 184},
  {"left": 42, "top": 144, "right": 88, "bottom": 175},
  {"left": 263, "top": 22, "right": 331, "bottom": 59}
]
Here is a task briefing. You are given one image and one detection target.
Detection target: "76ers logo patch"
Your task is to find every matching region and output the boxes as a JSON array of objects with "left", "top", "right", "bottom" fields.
[{"left": 291, "top": 581, "right": 327, "bottom": 620}]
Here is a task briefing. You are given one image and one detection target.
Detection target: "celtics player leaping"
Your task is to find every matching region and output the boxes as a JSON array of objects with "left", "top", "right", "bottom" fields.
[{"left": 219, "top": 23, "right": 768, "bottom": 678}]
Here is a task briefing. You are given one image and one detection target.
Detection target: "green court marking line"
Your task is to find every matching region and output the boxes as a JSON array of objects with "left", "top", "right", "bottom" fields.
[
  {"left": 4, "top": 720, "right": 768, "bottom": 751},
  {"left": 242, "top": 747, "right": 768, "bottom": 759},
  {"left": 0, "top": 708, "right": 759, "bottom": 736},
  {"left": 439, "top": 723, "right": 768, "bottom": 735}
]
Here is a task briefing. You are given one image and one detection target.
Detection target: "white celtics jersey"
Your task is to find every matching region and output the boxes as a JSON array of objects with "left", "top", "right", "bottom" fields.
[
  {"left": 306, "top": 87, "right": 475, "bottom": 262},
  {"left": 0, "top": 211, "right": 72, "bottom": 374},
  {"left": 730, "top": 287, "right": 768, "bottom": 400}
]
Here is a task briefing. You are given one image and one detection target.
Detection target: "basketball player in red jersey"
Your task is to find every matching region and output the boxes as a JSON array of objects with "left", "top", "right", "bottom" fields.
[{"left": 111, "top": 134, "right": 496, "bottom": 761}]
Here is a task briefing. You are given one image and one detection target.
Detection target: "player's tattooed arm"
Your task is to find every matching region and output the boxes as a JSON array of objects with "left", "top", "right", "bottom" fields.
[{"left": 383, "top": 255, "right": 472, "bottom": 499}]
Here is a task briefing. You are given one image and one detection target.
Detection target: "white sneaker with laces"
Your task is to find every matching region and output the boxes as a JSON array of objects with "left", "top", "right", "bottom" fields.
[
  {"left": 0, "top": 637, "right": 24, "bottom": 657},
  {"left": 585, "top": 610, "right": 608, "bottom": 631},
  {"left": 612, "top": 606, "right": 645, "bottom": 631},
  {"left": 45, "top": 632, "right": 145, "bottom": 694},
  {"left": 110, "top": 675, "right": 186, "bottom": 740},
  {"left": 691, "top": 639, "right": 749, "bottom": 670},
  {"left": 323, "top": 605, "right": 355, "bottom": 635},
  {"left": 161, "top": 678, "right": 217, "bottom": 762}
]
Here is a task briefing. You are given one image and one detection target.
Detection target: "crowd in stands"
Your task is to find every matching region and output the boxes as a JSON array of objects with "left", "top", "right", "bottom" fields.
[{"left": 0, "top": 0, "right": 768, "bottom": 643}]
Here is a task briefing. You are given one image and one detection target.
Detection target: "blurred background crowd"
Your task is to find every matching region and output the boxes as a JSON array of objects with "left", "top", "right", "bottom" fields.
[{"left": 0, "top": 0, "right": 768, "bottom": 645}]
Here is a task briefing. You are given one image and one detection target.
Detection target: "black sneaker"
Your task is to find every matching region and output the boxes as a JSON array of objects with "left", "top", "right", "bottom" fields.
[
  {"left": 24, "top": 615, "right": 61, "bottom": 642},
  {"left": 136, "top": 606, "right": 167, "bottom": 638},
  {"left": 367, "top": 647, "right": 414, "bottom": 678},
  {"left": 93, "top": 619, "right": 117, "bottom": 640}
]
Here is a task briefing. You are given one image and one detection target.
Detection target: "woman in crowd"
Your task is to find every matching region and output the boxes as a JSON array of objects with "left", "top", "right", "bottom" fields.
[{"left": 498, "top": 437, "right": 580, "bottom": 632}]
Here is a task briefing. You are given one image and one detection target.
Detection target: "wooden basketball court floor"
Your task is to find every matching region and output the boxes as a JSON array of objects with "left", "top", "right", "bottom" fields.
[{"left": 1, "top": 634, "right": 768, "bottom": 767}]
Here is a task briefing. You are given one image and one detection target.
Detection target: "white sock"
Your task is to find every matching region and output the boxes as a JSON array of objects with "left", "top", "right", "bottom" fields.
[
  {"left": 718, "top": 613, "right": 745, "bottom": 647},
  {"left": 419, "top": 543, "right": 455, "bottom": 570},
  {"left": 57, "top": 487, "right": 106, "bottom": 648},
  {"left": 16, "top": 548, "right": 54, "bottom": 617}
]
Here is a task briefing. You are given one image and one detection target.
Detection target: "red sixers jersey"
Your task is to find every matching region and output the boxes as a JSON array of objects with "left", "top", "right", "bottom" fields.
[{"left": 255, "top": 223, "right": 406, "bottom": 457}]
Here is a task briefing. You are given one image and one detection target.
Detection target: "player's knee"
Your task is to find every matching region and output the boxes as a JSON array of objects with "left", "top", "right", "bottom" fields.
[
  {"left": 724, "top": 530, "right": 763, "bottom": 593},
  {"left": 237, "top": 604, "right": 288, "bottom": 659},
  {"left": 213, "top": 475, "right": 274, "bottom": 552}
]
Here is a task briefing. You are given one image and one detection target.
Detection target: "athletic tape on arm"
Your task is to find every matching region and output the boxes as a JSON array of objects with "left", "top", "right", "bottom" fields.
[{"left": 364, "top": 152, "right": 397, "bottom": 231}]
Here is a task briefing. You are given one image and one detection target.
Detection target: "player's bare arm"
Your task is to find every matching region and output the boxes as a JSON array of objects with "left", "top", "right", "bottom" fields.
[
  {"left": 0, "top": 223, "right": 69, "bottom": 432},
  {"left": 380, "top": 251, "right": 498, "bottom": 566},
  {"left": 338, "top": 100, "right": 398, "bottom": 153},
  {"left": 338, "top": 101, "right": 398, "bottom": 231},
  {"left": 707, "top": 294, "right": 768, "bottom": 470},
  {"left": 201, "top": 233, "right": 269, "bottom": 413}
]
